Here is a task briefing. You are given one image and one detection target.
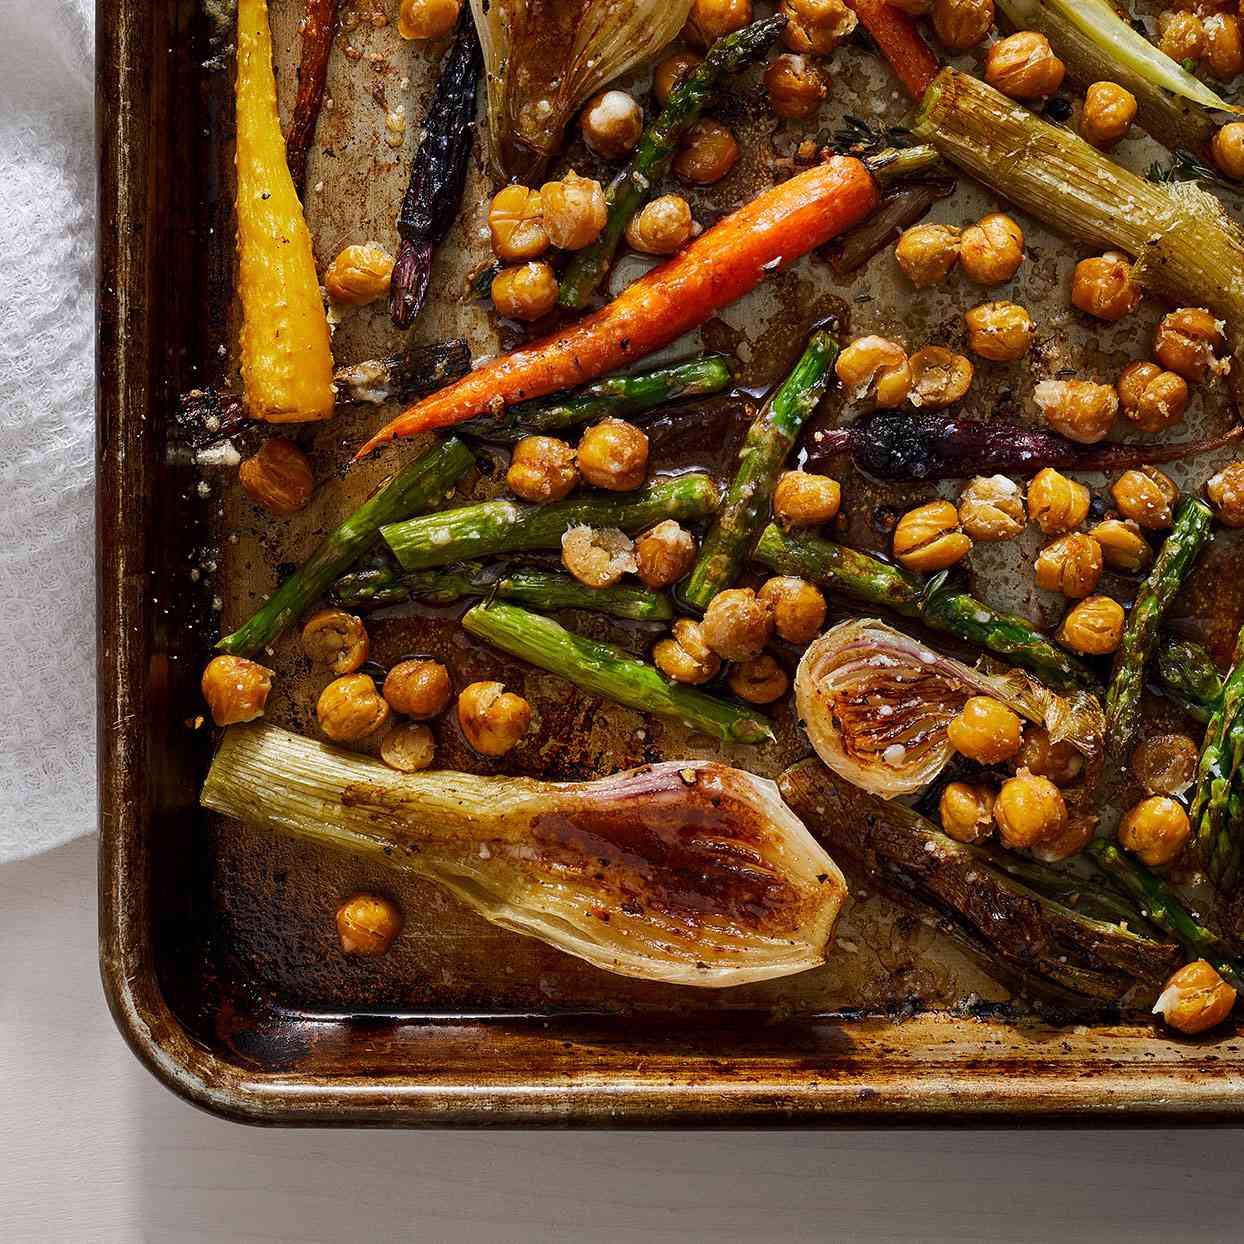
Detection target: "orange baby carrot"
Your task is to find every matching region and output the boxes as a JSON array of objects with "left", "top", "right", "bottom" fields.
[{"left": 847, "top": 1, "right": 941, "bottom": 101}]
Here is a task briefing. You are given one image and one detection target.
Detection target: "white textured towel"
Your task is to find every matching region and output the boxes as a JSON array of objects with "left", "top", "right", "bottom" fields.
[{"left": 0, "top": 0, "right": 96, "bottom": 861}]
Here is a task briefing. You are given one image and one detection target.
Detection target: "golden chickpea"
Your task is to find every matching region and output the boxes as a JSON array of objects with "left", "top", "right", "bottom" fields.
[
  {"left": 728, "top": 654, "right": 790, "bottom": 704},
  {"left": 487, "top": 185, "right": 548, "bottom": 263},
  {"left": 580, "top": 90, "right": 644, "bottom": 160},
  {"left": 1080, "top": 81, "right": 1138, "bottom": 148},
  {"left": 947, "top": 695, "right": 1023, "bottom": 764},
  {"left": 561, "top": 525, "right": 637, "bottom": 588},
  {"left": 894, "top": 223, "right": 962, "bottom": 288},
  {"left": 1028, "top": 467, "right": 1090, "bottom": 535},
  {"left": 625, "top": 195, "right": 694, "bottom": 255},
  {"left": 398, "top": 0, "right": 460, "bottom": 41},
  {"left": 964, "top": 301, "right": 1035, "bottom": 362},
  {"left": 1212, "top": 121, "right": 1244, "bottom": 179},
  {"left": 1014, "top": 726, "right": 1084, "bottom": 788},
  {"left": 1057, "top": 595, "right": 1125, "bottom": 655},
  {"left": 893, "top": 500, "right": 973, "bottom": 572},
  {"left": 491, "top": 261, "right": 558, "bottom": 321},
  {"left": 336, "top": 894, "right": 403, "bottom": 956},
  {"left": 457, "top": 681, "right": 531, "bottom": 757},
  {"left": 1092, "top": 518, "right": 1153, "bottom": 573},
  {"left": 577, "top": 419, "right": 649, "bottom": 491},
  {"left": 959, "top": 213, "right": 1024, "bottom": 286},
  {"left": 773, "top": 470, "right": 842, "bottom": 528},
  {"left": 1207, "top": 461, "right": 1244, "bottom": 526},
  {"left": 765, "top": 53, "right": 830, "bottom": 120},
  {"left": 1030, "top": 813, "right": 1097, "bottom": 863},
  {"left": 302, "top": 609, "right": 369, "bottom": 675},
  {"left": 324, "top": 242, "right": 395, "bottom": 305},
  {"left": 1132, "top": 733, "right": 1198, "bottom": 798},
  {"left": 1158, "top": 9, "right": 1206, "bottom": 63},
  {"left": 654, "top": 618, "right": 721, "bottom": 685},
  {"left": 759, "top": 576, "right": 828, "bottom": 645},
  {"left": 687, "top": 0, "right": 753, "bottom": 46},
  {"left": 909, "top": 347, "right": 974, "bottom": 409},
  {"left": 506, "top": 435, "right": 580, "bottom": 504},
  {"left": 238, "top": 437, "right": 314, "bottom": 517},
  {"left": 540, "top": 171, "right": 607, "bottom": 251},
  {"left": 986, "top": 31, "right": 1066, "bottom": 100},
  {"left": 1153, "top": 307, "right": 1228, "bottom": 384},
  {"left": 835, "top": 336, "right": 913, "bottom": 407},
  {"left": 653, "top": 51, "right": 703, "bottom": 107},
  {"left": 702, "top": 587, "right": 775, "bottom": 662},
  {"left": 958, "top": 474, "right": 1026, "bottom": 542},
  {"left": 383, "top": 659, "right": 452, "bottom": 719},
  {"left": 1154, "top": 960, "right": 1237, "bottom": 1035},
  {"left": 779, "top": 0, "right": 858, "bottom": 55},
  {"left": 317, "top": 674, "right": 391, "bottom": 743},
  {"left": 1071, "top": 251, "right": 1142, "bottom": 323},
  {"left": 931, "top": 0, "right": 995, "bottom": 51},
  {"left": 1033, "top": 379, "right": 1119, "bottom": 445},
  {"left": 1035, "top": 532, "right": 1104, "bottom": 599},
  {"left": 1204, "top": 12, "right": 1244, "bottom": 77},
  {"left": 1119, "top": 795, "right": 1192, "bottom": 868},
  {"left": 1111, "top": 465, "right": 1178, "bottom": 530},
  {"left": 939, "top": 782, "right": 996, "bottom": 844},
  {"left": 993, "top": 769, "right": 1068, "bottom": 849},
  {"left": 201, "top": 654, "right": 273, "bottom": 726},
  {"left": 1116, "top": 361, "right": 1190, "bottom": 434},
  {"left": 673, "top": 120, "right": 741, "bottom": 185},
  {"left": 634, "top": 520, "right": 697, "bottom": 589},
  {"left": 380, "top": 722, "right": 436, "bottom": 773}
]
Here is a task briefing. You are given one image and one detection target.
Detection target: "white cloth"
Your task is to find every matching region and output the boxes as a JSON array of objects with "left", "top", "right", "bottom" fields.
[{"left": 0, "top": 0, "right": 96, "bottom": 861}]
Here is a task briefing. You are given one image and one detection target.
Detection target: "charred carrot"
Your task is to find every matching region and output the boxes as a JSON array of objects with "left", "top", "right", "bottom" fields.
[
  {"left": 847, "top": 1, "right": 940, "bottom": 100},
  {"left": 355, "top": 146, "right": 936, "bottom": 457},
  {"left": 284, "top": 0, "right": 340, "bottom": 194}
]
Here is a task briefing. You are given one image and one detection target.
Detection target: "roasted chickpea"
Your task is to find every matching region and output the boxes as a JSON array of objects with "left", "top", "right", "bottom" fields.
[
  {"left": 487, "top": 185, "right": 548, "bottom": 263},
  {"left": 986, "top": 31, "right": 1065, "bottom": 100},
  {"left": 728, "top": 654, "right": 790, "bottom": 704},
  {"left": 779, "top": 0, "right": 858, "bottom": 55},
  {"left": 1071, "top": 251, "right": 1142, "bottom": 323},
  {"left": 324, "top": 242, "right": 395, "bottom": 305},
  {"left": 759, "top": 576, "right": 827, "bottom": 644},
  {"left": 1028, "top": 467, "right": 1090, "bottom": 535},
  {"left": 577, "top": 419, "right": 649, "bottom": 491},
  {"left": 673, "top": 120, "right": 741, "bottom": 185},
  {"left": 317, "top": 674, "right": 391, "bottom": 743},
  {"left": 540, "top": 171, "right": 607, "bottom": 250},
  {"left": 653, "top": 51, "right": 703, "bottom": 107},
  {"left": 701, "top": 588, "right": 775, "bottom": 662},
  {"left": 336, "top": 894, "right": 403, "bottom": 956},
  {"left": 964, "top": 301, "right": 1035, "bottom": 362},
  {"left": 1111, "top": 465, "right": 1178, "bottom": 530},
  {"left": 1057, "top": 595, "right": 1125, "bottom": 655},
  {"left": 1155, "top": 960, "right": 1237, "bottom": 1035},
  {"left": 506, "top": 435, "right": 579, "bottom": 503},
  {"left": 931, "top": 0, "right": 995, "bottom": 51},
  {"left": 1033, "top": 378, "right": 1119, "bottom": 444},
  {"left": 1014, "top": 726, "right": 1084, "bottom": 787},
  {"left": 835, "top": 336, "right": 913, "bottom": 407},
  {"left": 580, "top": 90, "right": 644, "bottom": 160},
  {"left": 893, "top": 500, "right": 972, "bottom": 572},
  {"left": 959, "top": 213, "right": 1024, "bottom": 286},
  {"left": 238, "top": 437, "right": 314, "bottom": 517},
  {"left": 380, "top": 722, "right": 436, "bottom": 773},
  {"left": 457, "top": 681, "right": 531, "bottom": 756},
  {"left": 383, "top": 659, "right": 452, "bottom": 719},
  {"left": 1119, "top": 795, "right": 1193, "bottom": 868},
  {"left": 765, "top": 53, "right": 829, "bottom": 120},
  {"left": 993, "top": 769, "right": 1068, "bottom": 848},
  {"left": 654, "top": 618, "right": 721, "bottom": 685},
  {"left": 895, "top": 223, "right": 962, "bottom": 288},
  {"left": 1206, "top": 461, "right": 1244, "bottom": 526},
  {"left": 909, "top": 347, "right": 974, "bottom": 409},
  {"left": 302, "top": 609, "right": 369, "bottom": 675},
  {"left": 939, "top": 782, "right": 996, "bottom": 843},
  {"left": 947, "top": 695, "right": 1023, "bottom": 764},
  {"left": 1204, "top": 12, "right": 1244, "bottom": 77},
  {"left": 491, "top": 261, "right": 558, "bottom": 321},
  {"left": 1153, "top": 307, "right": 1228, "bottom": 384},
  {"left": 635, "top": 520, "right": 697, "bottom": 588},
  {"left": 687, "top": 0, "right": 753, "bottom": 46},
  {"left": 958, "top": 474, "right": 1026, "bottom": 542},
  {"left": 773, "top": 470, "right": 842, "bottom": 528},
  {"left": 561, "top": 524, "right": 637, "bottom": 588},
  {"left": 1158, "top": 9, "right": 1206, "bottom": 63},
  {"left": 1092, "top": 518, "right": 1153, "bottom": 573},
  {"left": 201, "top": 654, "right": 273, "bottom": 726},
  {"left": 1213, "top": 121, "right": 1244, "bottom": 179},
  {"left": 1116, "top": 361, "right": 1190, "bottom": 434},
  {"left": 1133, "top": 733, "right": 1199, "bottom": 798},
  {"left": 1030, "top": 813, "right": 1097, "bottom": 863},
  {"left": 625, "top": 195, "right": 694, "bottom": 255},
  {"left": 1035, "top": 532, "right": 1104, "bottom": 598},
  {"left": 1080, "top": 81, "right": 1138, "bottom": 148}
]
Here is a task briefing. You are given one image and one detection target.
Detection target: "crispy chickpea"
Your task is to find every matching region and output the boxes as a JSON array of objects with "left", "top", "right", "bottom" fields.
[
  {"left": 959, "top": 213, "right": 1024, "bottom": 286},
  {"left": 317, "top": 674, "right": 391, "bottom": 743},
  {"left": 625, "top": 195, "right": 694, "bottom": 255},
  {"left": 380, "top": 722, "right": 436, "bottom": 773},
  {"left": 701, "top": 588, "right": 775, "bottom": 662},
  {"left": 1158, "top": 9, "right": 1206, "bottom": 63},
  {"left": 634, "top": 520, "right": 697, "bottom": 588},
  {"left": 1155, "top": 960, "right": 1237, "bottom": 1035},
  {"left": 946, "top": 695, "right": 1023, "bottom": 764},
  {"left": 765, "top": 53, "right": 830, "bottom": 120},
  {"left": 1116, "top": 361, "right": 1190, "bottom": 434},
  {"left": 985, "top": 31, "right": 1066, "bottom": 100},
  {"left": 1111, "top": 465, "right": 1178, "bottom": 531},
  {"left": 958, "top": 474, "right": 1026, "bottom": 542},
  {"left": 1057, "top": 595, "right": 1125, "bottom": 655},
  {"left": 1133, "top": 733, "right": 1198, "bottom": 797},
  {"left": 1204, "top": 12, "right": 1244, "bottom": 77},
  {"left": 580, "top": 90, "right": 644, "bottom": 160},
  {"left": 1030, "top": 813, "right": 1097, "bottom": 863},
  {"left": 457, "top": 681, "right": 531, "bottom": 756},
  {"left": 1153, "top": 307, "right": 1228, "bottom": 384},
  {"left": 909, "top": 347, "right": 974, "bottom": 409},
  {"left": 1014, "top": 726, "right": 1084, "bottom": 787},
  {"left": 835, "top": 336, "right": 913, "bottom": 407},
  {"left": 336, "top": 894, "right": 403, "bottom": 956},
  {"left": 506, "top": 435, "right": 579, "bottom": 503},
  {"left": 893, "top": 500, "right": 973, "bottom": 572},
  {"left": 728, "top": 654, "right": 790, "bottom": 704},
  {"left": 894, "top": 223, "right": 962, "bottom": 288},
  {"left": 993, "top": 769, "right": 1068, "bottom": 848},
  {"left": 1212, "top": 121, "right": 1244, "bottom": 179},
  {"left": 964, "top": 301, "right": 1035, "bottom": 362},
  {"left": 487, "top": 185, "right": 548, "bottom": 263},
  {"left": 759, "top": 576, "right": 828, "bottom": 645},
  {"left": 931, "top": 0, "right": 995, "bottom": 51},
  {"left": 779, "top": 0, "right": 858, "bottom": 55},
  {"left": 1034, "top": 379, "right": 1119, "bottom": 444},
  {"left": 324, "top": 242, "right": 395, "bottom": 305},
  {"left": 302, "top": 609, "right": 369, "bottom": 675},
  {"left": 1092, "top": 518, "right": 1153, "bottom": 573},
  {"left": 773, "top": 470, "right": 842, "bottom": 528},
  {"left": 1071, "top": 251, "right": 1142, "bottom": 323},
  {"left": 1035, "top": 532, "right": 1104, "bottom": 598},
  {"left": 491, "top": 261, "right": 558, "bottom": 321},
  {"left": 653, "top": 51, "right": 703, "bottom": 107},
  {"left": 383, "top": 659, "right": 452, "bottom": 719},
  {"left": 540, "top": 171, "right": 607, "bottom": 251},
  {"left": 654, "top": 618, "right": 721, "bottom": 685},
  {"left": 687, "top": 0, "right": 753, "bottom": 46},
  {"left": 1207, "top": 461, "right": 1244, "bottom": 526},
  {"left": 1119, "top": 795, "right": 1192, "bottom": 868},
  {"left": 561, "top": 524, "right": 637, "bottom": 588},
  {"left": 577, "top": 419, "right": 649, "bottom": 491},
  {"left": 238, "top": 437, "right": 314, "bottom": 517},
  {"left": 1080, "top": 81, "right": 1138, "bottom": 148},
  {"left": 1028, "top": 467, "right": 1090, "bottom": 535},
  {"left": 939, "top": 782, "right": 996, "bottom": 844},
  {"left": 201, "top": 654, "right": 273, "bottom": 726},
  {"left": 673, "top": 120, "right": 741, "bottom": 185}
]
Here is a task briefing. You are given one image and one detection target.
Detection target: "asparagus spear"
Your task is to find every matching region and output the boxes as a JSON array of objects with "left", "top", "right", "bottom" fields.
[
  {"left": 752, "top": 524, "right": 1097, "bottom": 690},
  {"left": 455, "top": 356, "right": 733, "bottom": 444},
  {"left": 557, "top": 14, "right": 787, "bottom": 309},
  {"left": 683, "top": 330, "right": 838, "bottom": 611},
  {"left": 216, "top": 438, "right": 474, "bottom": 656},
  {"left": 382, "top": 474, "right": 719, "bottom": 571},
  {"left": 1191, "top": 622, "right": 1244, "bottom": 888},
  {"left": 1154, "top": 634, "right": 1223, "bottom": 723},
  {"left": 462, "top": 601, "right": 772, "bottom": 744},
  {"left": 331, "top": 559, "right": 674, "bottom": 622}
]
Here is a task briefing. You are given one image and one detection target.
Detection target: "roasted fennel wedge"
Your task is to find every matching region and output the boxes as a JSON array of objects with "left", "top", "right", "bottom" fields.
[{"left": 201, "top": 724, "right": 848, "bottom": 987}]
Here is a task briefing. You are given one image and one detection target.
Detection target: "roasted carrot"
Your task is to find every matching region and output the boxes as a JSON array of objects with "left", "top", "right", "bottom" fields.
[
  {"left": 285, "top": 0, "right": 340, "bottom": 194},
  {"left": 847, "top": 1, "right": 941, "bottom": 100}
]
